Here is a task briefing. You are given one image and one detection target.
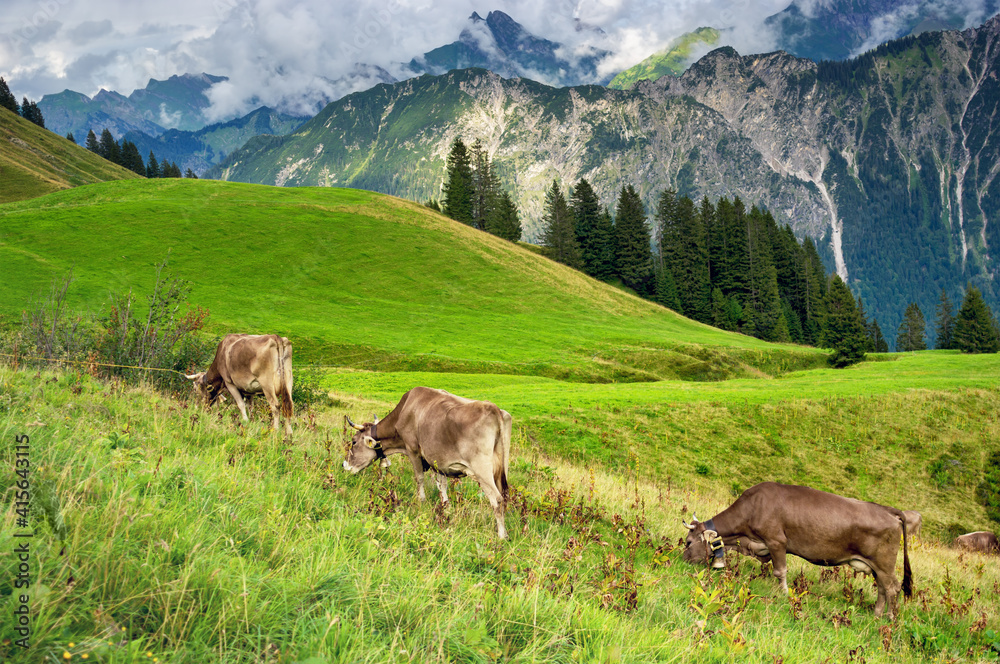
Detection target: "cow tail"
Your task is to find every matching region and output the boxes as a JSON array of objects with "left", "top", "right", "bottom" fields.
[
  {"left": 495, "top": 410, "right": 512, "bottom": 504},
  {"left": 278, "top": 337, "right": 294, "bottom": 419},
  {"left": 901, "top": 515, "right": 913, "bottom": 598}
]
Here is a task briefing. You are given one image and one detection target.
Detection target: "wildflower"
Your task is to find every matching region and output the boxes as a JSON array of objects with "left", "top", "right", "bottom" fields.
[{"left": 63, "top": 652, "right": 72, "bottom": 660}]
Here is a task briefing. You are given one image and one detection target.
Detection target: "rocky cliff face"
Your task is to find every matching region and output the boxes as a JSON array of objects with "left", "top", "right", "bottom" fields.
[{"left": 210, "top": 17, "right": 1000, "bottom": 333}]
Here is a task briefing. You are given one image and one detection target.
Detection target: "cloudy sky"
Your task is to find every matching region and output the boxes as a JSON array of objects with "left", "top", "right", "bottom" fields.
[{"left": 0, "top": 0, "right": 994, "bottom": 121}]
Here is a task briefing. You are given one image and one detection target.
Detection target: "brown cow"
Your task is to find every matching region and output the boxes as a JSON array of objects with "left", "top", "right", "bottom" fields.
[
  {"left": 953, "top": 531, "right": 1000, "bottom": 554},
  {"left": 903, "top": 510, "right": 922, "bottom": 538},
  {"left": 682, "top": 482, "right": 912, "bottom": 618},
  {"left": 186, "top": 334, "right": 293, "bottom": 438},
  {"left": 343, "top": 387, "right": 512, "bottom": 539}
]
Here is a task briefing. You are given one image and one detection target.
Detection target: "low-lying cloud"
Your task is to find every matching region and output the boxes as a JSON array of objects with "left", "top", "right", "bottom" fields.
[{"left": 0, "top": 0, "right": 997, "bottom": 123}]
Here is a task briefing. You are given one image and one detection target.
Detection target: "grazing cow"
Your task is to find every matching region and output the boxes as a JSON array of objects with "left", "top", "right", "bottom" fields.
[
  {"left": 343, "top": 386, "right": 512, "bottom": 539},
  {"left": 682, "top": 482, "right": 912, "bottom": 618},
  {"left": 186, "top": 334, "right": 293, "bottom": 438},
  {"left": 954, "top": 531, "right": 1000, "bottom": 554},
  {"left": 903, "top": 510, "right": 923, "bottom": 538}
]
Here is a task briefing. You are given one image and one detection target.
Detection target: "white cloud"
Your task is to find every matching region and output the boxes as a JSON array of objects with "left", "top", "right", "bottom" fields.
[{"left": 1, "top": 0, "right": 997, "bottom": 121}]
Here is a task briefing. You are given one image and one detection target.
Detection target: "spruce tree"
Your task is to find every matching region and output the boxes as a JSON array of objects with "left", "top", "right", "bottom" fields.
[
  {"left": 442, "top": 138, "right": 473, "bottom": 225},
  {"left": 614, "top": 184, "right": 653, "bottom": 295},
  {"left": 146, "top": 151, "right": 160, "bottom": 178},
  {"left": 120, "top": 140, "right": 146, "bottom": 176},
  {"left": 570, "top": 179, "right": 603, "bottom": 277},
  {"left": 592, "top": 208, "right": 617, "bottom": 282},
  {"left": 801, "top": 237, "right": 827, "bottom": 345},
  {"left": 896, "top": 303, "right": 927, "bottom": 351},
  {"left": 658, "top": 192, "right": 711, "bottom": 322},
  {"left": 654, "top": 265, "right": 682, "bottom": 311},
  {"left": 935, "top": 287, "right": 956, "bottom": 350},
  {"left": 541, "top": 180, "right": 582, "bottom": 268},
  {"left": 99, "top": 129, "right": 120, "bottom": 164},
  {"left": 185, "top": 168, "right": 199, "bottom": 179},
  {"left": 822, "top": 275, "right": 868, "bottom": 367},
  {"left": 0, "top": 77, "right": 18, "bottom": 114},
  {"left": 469, "top": 139, "right": 499, "bottom": 231},
  {"left": 85, "top": 130, "right": 100, "bottom": 153},
  {"left": 953, "top": 285, "right": 1000, "bottom": 353},
  {"left": 66, "top": 132, "right": 76, "bottom": 144},
  {"left": 744, "top": 206, "right": 786, "bottom": 341},
  {"left": 870, "top": 318, "right": 889, "bottom": 352},
  {"left": 486, "top": 190, "right": 521, "bottom": 242}
]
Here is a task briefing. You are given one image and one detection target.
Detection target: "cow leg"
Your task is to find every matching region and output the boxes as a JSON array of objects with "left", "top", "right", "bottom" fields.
[
  {"left": 262, "top": 387, "right": 282, "bottom": 433},
  {"left": 434, "top": 473, "right": 450, "bottom": 505},
  {"left": 768, "top": 545, "right": 789, "bottom": 593},
  {"left": 224, "top": 382, "right": 251, "bottom": 422},
  {"left": 468, "top": 459, "right": 507, "bottom": 540},
  {"left": 408, "top": 453, "right": 428, "bottom": 501}
]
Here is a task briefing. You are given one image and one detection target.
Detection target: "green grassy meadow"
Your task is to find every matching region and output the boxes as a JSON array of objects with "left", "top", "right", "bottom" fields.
[
  {"left": 0, "top": 179, "right": 823, "bottom": 383},
  {"left": 1, "top": 179, "right": 1000, "bottom": 662}
]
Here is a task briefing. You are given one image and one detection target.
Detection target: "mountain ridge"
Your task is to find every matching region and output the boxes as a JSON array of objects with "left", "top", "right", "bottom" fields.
[{"left": 207, "top": 15, "right": 1000, "bottom": 337}]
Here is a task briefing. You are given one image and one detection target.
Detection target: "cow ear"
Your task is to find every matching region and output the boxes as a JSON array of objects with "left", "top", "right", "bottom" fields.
[{"left": 364, "top": 436, "right": 377, "bottom": 449}]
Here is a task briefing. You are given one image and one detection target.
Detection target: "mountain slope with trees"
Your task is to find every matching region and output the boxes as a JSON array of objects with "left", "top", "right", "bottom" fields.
[
  {"left": 209, "top": 15, "right": 1000, "bottom": 340},
  {"left": 0, "top": 106, "right": 142, "bottom": 203}
]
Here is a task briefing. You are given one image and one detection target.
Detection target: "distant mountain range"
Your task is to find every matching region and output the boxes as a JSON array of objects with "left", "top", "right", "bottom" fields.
[
  {"left": 408, "top": 10, "right": 611, "bottom": 87},
  {"left": 39, "top": 73, "right": 229, "bottom": 139},
  {"left": 207, "top": 15, "right": 1000, "bottom": 339},
  {"left": 768, "top": 0, "right": 1000, "bottom": 62}
]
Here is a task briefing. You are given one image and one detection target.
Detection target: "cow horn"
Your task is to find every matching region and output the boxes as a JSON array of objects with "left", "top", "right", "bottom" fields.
[
  {"left": 345, "top": 414, "right": 364, "bottom": 431},
  {"left": 692, "top": 513, "right": 699, "bottom": 523},
  {"left": 683, "top": 520, "right": 695, "bottom": 530},
  {"left": 373, "top": 414, "right": 379, "bottom": 425},
  {"left": 184, "top": 372, "right": 201, "bottom": 380}
]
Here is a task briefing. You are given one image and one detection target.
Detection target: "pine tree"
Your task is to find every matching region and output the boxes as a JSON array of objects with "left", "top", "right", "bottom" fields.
[
  {"left": 146, "top": 151, "right": 160, "bottom": 179},
  {"left": 0, "top": 77, "right": 18, "bottom": 114},
  {"left": 801, "top": 237, "right": 827, "bottom": 345},
  {"left": 442, "top": 138, "right": 473, "bottom": 225},
  {"left": 99, "top": 128, "right": 120, "bottom": 164},
  {"left": 19, "top": 97, "right": 45, "bottom": 127},
  {"left": 935, "top": 287, "right": 956, "bottom": 350},
  {"left": 592, "top": 208, "right": 617, "bottom": 282},
  {"left": 822, "top": 275, "right": 868, "bottom": 367},
  {"left": 614, "top": 184, "right": 653, "bottom": 295},
  {"left": 570, "top": 179, "right": 604, "bottom": 277},
  {"left": 541, "top": 180, "right": 582, "bottom": 268},
  {"left": 658, "top": 191, "right": 711, "bottom": 322},
  {"left": 896, "top": 303, "right": 927, "bottom": 352},
  {"left": 65, "top": 132, "right": 76, "bottom": 144},
  {"left": 953, "top": 285, "right": 1000, "bottom": 353},
  {"left": 486, "top": 190, "right": 521, "bottom": 242},
  {"left": 856, "top": 298, "right": 874, "bottom": 352},
  {"left": 120, "top": 140, "right": 146, "bottom": 176},
  {"left": 469, "top": 139, "right": 499, "bottom": 231},
  {"left": 744, "top": 206, "right": 786, "bottom": 341},
  {"left": 184, "top": 168, "right": 199, "bottom": 179},
  {"left": 654, "top": 265, "right": 682, "bottom": 311},
  {"left": 423, "top": 198, "right": 441, "bottom": 212},
  {"left": 870, "top": 318, "right": 889, "bottom": 352},
  {"left": 85, "top": 130, "right": 100, "bottom": 153}
]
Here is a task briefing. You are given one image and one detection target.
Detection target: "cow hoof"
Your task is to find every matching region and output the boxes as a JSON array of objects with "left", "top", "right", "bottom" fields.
[{"left": 712, "top": 559, "right": 726, "bottom": 570}]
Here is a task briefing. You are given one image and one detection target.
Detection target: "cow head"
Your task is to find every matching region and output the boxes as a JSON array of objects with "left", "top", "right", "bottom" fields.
[
  {"left": 343, "top": 414, "right": 389, "bottom": 473},
  {"left": 681, "top": 515, "right": 725, "bottom": 569},
  {"left": 185, "top": 372, "right": 224, "bottom": 405}
]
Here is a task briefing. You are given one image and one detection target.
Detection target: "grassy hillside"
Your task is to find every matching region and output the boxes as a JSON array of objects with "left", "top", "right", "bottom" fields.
[
  {"left": 0, "top": 108, "right": 142, "bottom": 204},
  {"left": 0, "top": 178, "right": 824, "bottom": 382},
  {"left": 1, "top": 364, "right": 999, "bottom": 663},
  {"left": 608, "top": 28, "right": 720, "bottom": 90},
  {"left": 2, "top": 179, "right": 1000, "bottom": 662}
]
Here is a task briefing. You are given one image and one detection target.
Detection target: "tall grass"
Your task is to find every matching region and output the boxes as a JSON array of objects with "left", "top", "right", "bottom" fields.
[{"left": 2, "top": 366, "right": 999, "bottom": 663}]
